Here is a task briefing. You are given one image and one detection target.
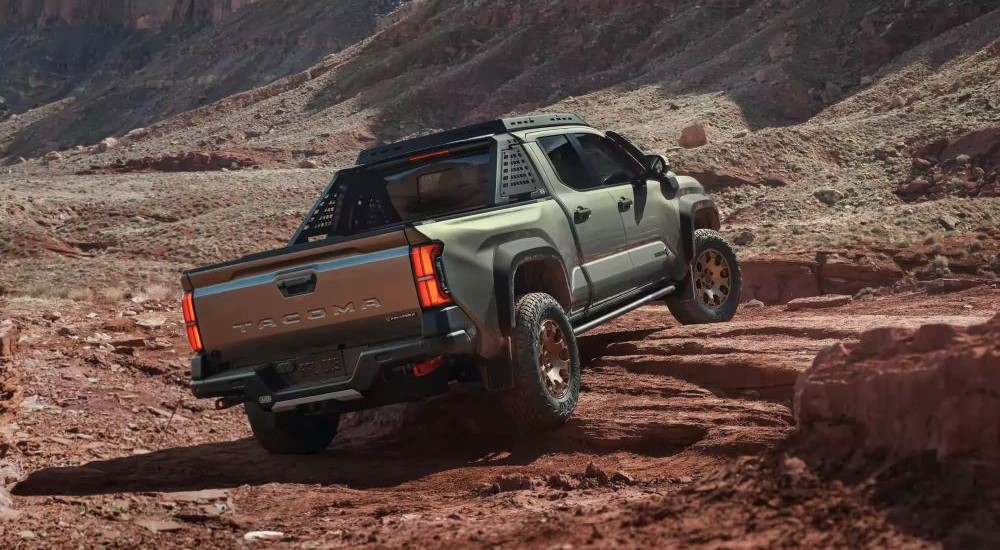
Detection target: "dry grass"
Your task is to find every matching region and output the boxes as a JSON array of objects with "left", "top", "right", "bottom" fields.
[
  {"left": 96, "top": 287, "right": 129, "bottom": 303},
  {"left": 65, "top": 287, "right": 94, "bottom": 301}
]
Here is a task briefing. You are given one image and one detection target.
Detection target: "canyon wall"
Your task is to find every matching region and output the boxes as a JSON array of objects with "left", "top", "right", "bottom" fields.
[{"left": 0, "top": 0, "right": 261, "bottom": 29}]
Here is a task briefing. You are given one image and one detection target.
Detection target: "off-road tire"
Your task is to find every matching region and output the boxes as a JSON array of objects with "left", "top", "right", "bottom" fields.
[
  {"left": 667, "top": 229, "right": 742, "bottom": 324},
  {"left": 244, "top": 402, "right": 340, "bottom": 454},
  {"left": 500, "top": 293, "right": 581, "bottom": 431}
]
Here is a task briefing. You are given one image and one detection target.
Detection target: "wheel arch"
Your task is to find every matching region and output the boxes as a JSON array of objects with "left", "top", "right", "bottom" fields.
[
  {"left": 493, "top": 238, "right": 572, "bottom": 336},
  {"left": 678, "top": 194, "right": 721, "bottom": 263}
]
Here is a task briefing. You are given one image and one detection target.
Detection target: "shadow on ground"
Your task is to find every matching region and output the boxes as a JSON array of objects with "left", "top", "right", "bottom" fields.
[{"left": 14, "top": 405, "right": 706, "bottom": 497}]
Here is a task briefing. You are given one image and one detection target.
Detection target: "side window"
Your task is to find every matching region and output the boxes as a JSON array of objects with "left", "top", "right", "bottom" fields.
[
  {"left": 537, "top": 134, "right": 598, "bottom": 190},
  {"left": 575, "top": 134, "right": 642, "bottom": 187}
]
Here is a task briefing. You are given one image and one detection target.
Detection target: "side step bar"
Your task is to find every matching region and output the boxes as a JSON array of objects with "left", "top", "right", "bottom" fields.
[{"left": 573, "top": 285, "right": 676, "bottom": 336}]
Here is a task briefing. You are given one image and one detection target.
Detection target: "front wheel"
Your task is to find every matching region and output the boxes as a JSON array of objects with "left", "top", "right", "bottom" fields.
[
  {"left": 244, "top": 402, "right": 340, "bottom": 454},
  {"left": 499, "top": 293, "right": 581, "bottom": 431},
  {"left": 667, "top": 229, "right": 742, "bottom": 324}
]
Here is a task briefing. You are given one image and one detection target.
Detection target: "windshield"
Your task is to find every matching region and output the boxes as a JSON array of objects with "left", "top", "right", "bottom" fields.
[{"left": 294, "top": 146, "right": 494, "bottom": 243}]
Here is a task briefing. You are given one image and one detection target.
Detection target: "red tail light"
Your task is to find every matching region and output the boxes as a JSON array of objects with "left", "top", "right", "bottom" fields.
[
  {"left": 410, "top": 242, "right": 452, "bottom": 309},
  {"left": 182, "top": 292, "right": 204, "bottom": 353}
]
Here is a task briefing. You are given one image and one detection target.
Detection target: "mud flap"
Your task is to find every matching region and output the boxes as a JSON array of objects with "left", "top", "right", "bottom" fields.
[
  {"left": 480, "top": 344, "right": 514, "bottom": 391},
  {"left": 672, "top": 264, "right": 699, "bottom": 303}
]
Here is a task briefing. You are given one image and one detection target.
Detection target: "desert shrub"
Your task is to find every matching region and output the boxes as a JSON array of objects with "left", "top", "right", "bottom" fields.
[
  {"left": 97, "top": 287, "right": 128, "bottom": 303},
  {"left": 65, "top": 287, "right": 94, "bottom": 301}
]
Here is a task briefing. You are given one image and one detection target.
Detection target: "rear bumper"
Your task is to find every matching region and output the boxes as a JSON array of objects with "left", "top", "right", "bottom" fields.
[{"left": 190, "top": 306, "right": 476, "bottom": 411}]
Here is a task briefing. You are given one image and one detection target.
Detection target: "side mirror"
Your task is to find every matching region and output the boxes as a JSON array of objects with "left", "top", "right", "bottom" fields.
[{"left": 644, "top": 154, "right": 670, "bottom": 175}]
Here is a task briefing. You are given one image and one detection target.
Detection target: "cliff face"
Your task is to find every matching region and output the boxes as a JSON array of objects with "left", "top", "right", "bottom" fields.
[
  {"left": 0, "top": 0, "right": 410, "bottom": 155},
  {"left": 0, "top": 0, "right": 265, "bottom": 114},
  {"left": 0, "top": 0, "right": 261, "bottom": 29}
]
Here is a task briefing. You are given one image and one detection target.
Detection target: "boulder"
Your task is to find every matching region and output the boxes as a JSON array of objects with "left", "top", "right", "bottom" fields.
[
  {"left": 786, "top": 295, "right": 852, "bottom": 311},
  {"left": 678, "top": 124, "right": 707, "bottom": 149},
  {"left": 96, "top": 137, "right": 119, "bottom": 153},
  {"left": 492, "top": 473, "right": 541, "bottom": 493},
  {"left": 732, "top": 229, "right": 755, "bottom": 246},
  {"left": 819, "top": 254, "right": 904, "bottom": 296},
  {"left": 813, "top": 187, "right": 845, "bottom": 206},
  {"left": 795, "top": 313, "right": 1000, "bottom": 460},
  {"left": 938, "top": 215, "right": 959, "bottom": 231},
  {"left": 298, "top": 159, "right": 320, "bottom": 169},
  {"left": 740, "top": 255, "right": 819, "bottom": 304}
]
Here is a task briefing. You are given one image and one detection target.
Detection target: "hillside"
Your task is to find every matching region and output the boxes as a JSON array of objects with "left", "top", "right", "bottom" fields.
[
  {"left": 0, "top": 0, "right": 998, "bottom": 547},
  {"left": 0, "top": 0, "right": 409, "bottom": 156},
  {"left": 2, "top": 0, "right": 998, "bottom": 298}
]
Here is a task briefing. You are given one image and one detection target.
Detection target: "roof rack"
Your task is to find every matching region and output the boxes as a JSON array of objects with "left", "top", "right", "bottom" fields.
[{"left": 355, "top": 113, "right": 589, "bottom": 165}]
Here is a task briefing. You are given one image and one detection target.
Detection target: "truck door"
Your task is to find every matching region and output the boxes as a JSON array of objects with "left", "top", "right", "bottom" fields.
[
  {"left": 535, "top": 134, "right": 636, "bottom": 305},
  {"left": 573, "top": 133, "right": 673, "bottom": 286}
]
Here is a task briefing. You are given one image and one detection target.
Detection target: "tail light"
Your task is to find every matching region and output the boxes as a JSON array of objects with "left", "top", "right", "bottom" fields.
[
  {"left": 182, "top": 292, "right": 204, "bottom": 353},
  {"left": 410, "top": 242, "right": 452, "bottom": 309}
]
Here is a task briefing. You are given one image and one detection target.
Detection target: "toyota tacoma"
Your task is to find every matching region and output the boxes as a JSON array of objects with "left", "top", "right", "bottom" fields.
[{"left": 181, "top": 113, "right": 741, "bottom": 453}]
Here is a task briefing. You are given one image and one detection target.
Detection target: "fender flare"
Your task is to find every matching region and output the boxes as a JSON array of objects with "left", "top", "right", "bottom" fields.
[
  {"left": 678, "top": 194, "right": 720, "bottom": 263},
  {"left": 492, "top": 237, "right": 571, "bottom": 336}
]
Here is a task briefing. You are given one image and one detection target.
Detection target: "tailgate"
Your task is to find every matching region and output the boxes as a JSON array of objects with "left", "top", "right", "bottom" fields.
[{"left": 185, "top": 231, "right": 421, "bottom": 365}]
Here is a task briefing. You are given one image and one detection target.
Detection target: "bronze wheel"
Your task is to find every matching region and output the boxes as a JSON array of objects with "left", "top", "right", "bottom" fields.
[
  {"left": 538, "top": 319, "right": 571, "bottom": 399},
  {"left": 694, "top": 248, "right": 733, "bottom": 309},
  {"left": 500, "top": 293, "right": 581, "bottom": 430},
  {"left": 667, "top": 229, "right": 742, "bottom": 325}
]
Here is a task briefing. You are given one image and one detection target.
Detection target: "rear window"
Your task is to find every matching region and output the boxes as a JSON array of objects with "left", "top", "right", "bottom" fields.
[{"left": 295, "top": 147, "right": 493, "bottom": 243}]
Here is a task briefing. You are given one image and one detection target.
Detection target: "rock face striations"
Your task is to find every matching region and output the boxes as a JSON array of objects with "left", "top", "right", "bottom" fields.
[
  {"left": 0, "top": 0, "right": 409, "bottom": 155},
  {"left": 0, "top": 0, "right": 261, "bottom": 29},
  {"left": 795, "top": 313, "right": 1000, "bottom": 462}
]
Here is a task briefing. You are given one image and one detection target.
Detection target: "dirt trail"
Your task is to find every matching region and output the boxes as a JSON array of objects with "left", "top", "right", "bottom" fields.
[{"left": 1, "top": 286, "right": 995, "bottom": 547}]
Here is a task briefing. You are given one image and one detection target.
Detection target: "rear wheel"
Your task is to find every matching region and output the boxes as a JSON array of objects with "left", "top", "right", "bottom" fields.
[
  {"left": 244, "top": 402, "right": 340, "bottom": 454},
  {"left": 499, "top": 293, "right": 581, "bottom": 430},
  {"left": 667, "top": 229, "right": 742, "bottom": 324}
]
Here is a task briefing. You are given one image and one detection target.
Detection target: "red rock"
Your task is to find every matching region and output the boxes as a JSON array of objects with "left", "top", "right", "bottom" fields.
[
  {"left": 924, "top": 278, "right": 980, "bottom": 295},
  {"left": 795, "top": 313, "right": 1000, "bottom": 460},
  {"left": 0, "top": 321, "right": 18, "bottom": 361},
  {"left": 854, "top": 326, "right": 914, "bottom": 357},
  {"left": 911, "top": 323, "right": 957, "bottom": 353},
  {"left": 786, "top": 295, "right": 852, "bottom": 311},
  {"left": 493, "top": 473, "right": 541, "bottom": 493},
  {"left": 134, "top": 518, "right": 184, "bottom": 534},
  {"left": 678, "top": 123, "right": 708, "bottom": 149},
  {"left": 897, "top": 178, "right": 931, "bottom": 195},
  {"left": 741, "top": 255, "right": 819, "bottom": 304},
  {"left": 821, "top": 255, "right": 904, "bottom": 295},
  {"left": 77, "top": 149, "right": 278, "bottom": 175},
  {"left": 743, "top": 253, "right": 903, "bottom": 305}
]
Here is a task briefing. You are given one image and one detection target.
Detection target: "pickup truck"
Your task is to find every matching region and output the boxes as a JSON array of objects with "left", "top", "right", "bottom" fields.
[{"left": 181, "top": 113, "right": 741, "bottom": 454}]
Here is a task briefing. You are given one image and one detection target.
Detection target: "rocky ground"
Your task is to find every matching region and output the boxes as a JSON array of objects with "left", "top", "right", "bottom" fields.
[
  {"left": 1, "top": 0, "right": 999, "bottom": 547},
  {"left": 0, "top": 286, "right": 996, "bottom": 548}
]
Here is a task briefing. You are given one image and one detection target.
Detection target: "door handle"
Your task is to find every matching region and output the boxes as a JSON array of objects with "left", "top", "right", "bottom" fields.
[
  {"left": 618, "top": 197, "right": 634, "bottom": 212},
  {"left": 277, "top": 273, "right": 317, "bottom": 297},
  {"left": 573, "top": 206, "right": 592, "bottom": 224}
]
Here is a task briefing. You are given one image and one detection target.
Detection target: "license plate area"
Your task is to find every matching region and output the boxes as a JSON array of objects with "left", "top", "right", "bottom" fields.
[{"left": 257, "top": 348, "right": 349, "bottom": 390}]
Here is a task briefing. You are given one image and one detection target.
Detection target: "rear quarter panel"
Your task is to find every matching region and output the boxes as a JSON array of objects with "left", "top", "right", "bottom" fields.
[{"left": 408, "top": 200, "right": 576, "bottom": 358}]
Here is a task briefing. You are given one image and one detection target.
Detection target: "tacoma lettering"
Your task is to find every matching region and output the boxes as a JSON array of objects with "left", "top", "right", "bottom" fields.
[{"left": 232, "top": 298, "right": 382, "bottom": 333}]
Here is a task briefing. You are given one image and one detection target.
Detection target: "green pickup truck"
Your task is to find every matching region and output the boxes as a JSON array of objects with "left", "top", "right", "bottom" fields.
[{"left": 181, "top": 113, "right": 741, "bottom": 453}]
